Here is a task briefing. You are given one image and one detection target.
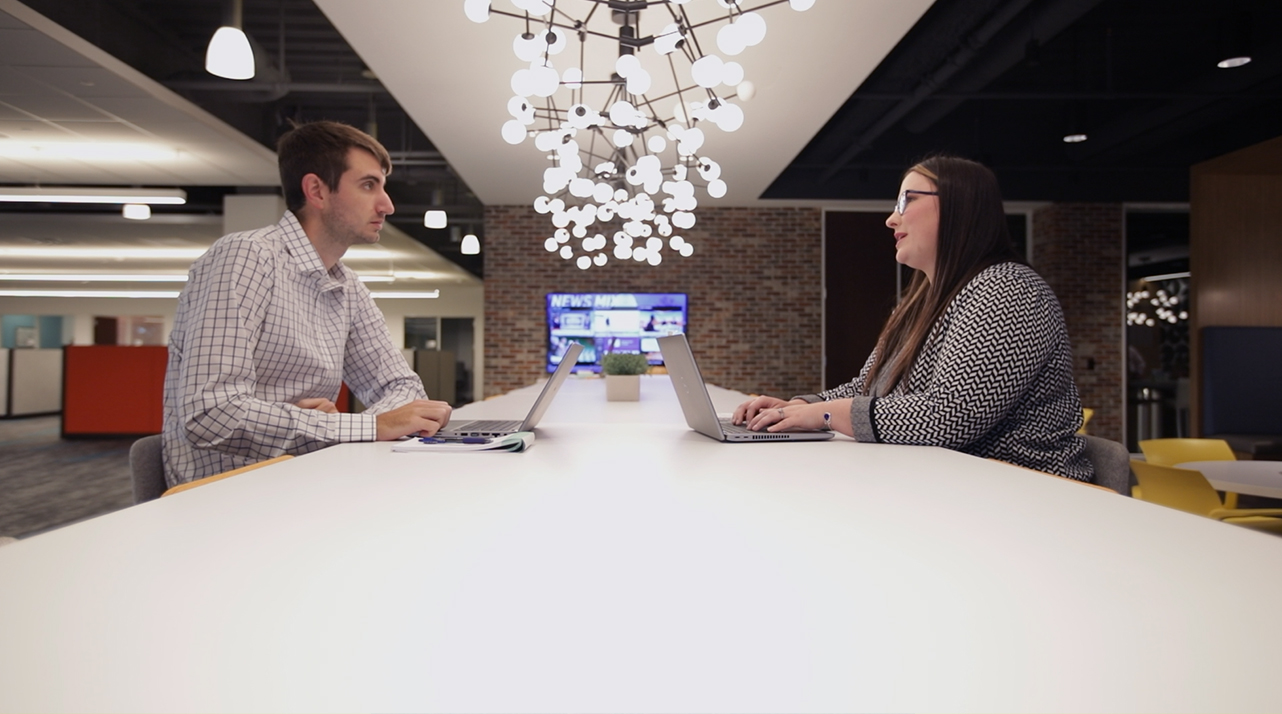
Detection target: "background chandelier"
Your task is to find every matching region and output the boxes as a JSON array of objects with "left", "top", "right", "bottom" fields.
[{"left": 465, "top": 0, "right": 816, "bottom": 270}]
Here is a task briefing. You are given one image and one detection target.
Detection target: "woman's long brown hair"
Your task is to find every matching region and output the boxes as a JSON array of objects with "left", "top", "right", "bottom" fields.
[{"left": 862, "top": 156, "right": 1021, "bottom": 395}]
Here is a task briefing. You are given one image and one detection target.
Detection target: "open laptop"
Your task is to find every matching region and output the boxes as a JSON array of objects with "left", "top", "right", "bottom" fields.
[
  {"left": 440, "top": 342, "right": 583, "bottom": 437},
  {"left": 657, "top": 333, "right": 834, "bottom": 443}
]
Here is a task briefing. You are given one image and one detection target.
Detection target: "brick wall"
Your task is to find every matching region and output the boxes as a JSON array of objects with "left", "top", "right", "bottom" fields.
[
  {"left": 483, "top": 205, "right": 824, "bottom": 398},
  {"left": 1031, "top": 203, "right": 1125, "bottom": 443}
]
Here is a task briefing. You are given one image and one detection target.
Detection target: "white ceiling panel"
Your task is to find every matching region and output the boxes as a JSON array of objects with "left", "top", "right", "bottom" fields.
[
  {"left": 0, "top": 0, "right": 279, "bottom": 188},
  {"left": 3, "top": 93, "right": 110, "bottom": 120},
  {"left": 15, "top": 66, "right": 150, "bottom": 99},
  {"left": 0, "top": 26, "right": 95, "bottom": 66}
]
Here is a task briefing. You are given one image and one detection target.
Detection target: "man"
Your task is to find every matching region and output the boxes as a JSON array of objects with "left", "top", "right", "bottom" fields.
[{"left": 161, "top": 121, "right": 451, "bottom": 486}]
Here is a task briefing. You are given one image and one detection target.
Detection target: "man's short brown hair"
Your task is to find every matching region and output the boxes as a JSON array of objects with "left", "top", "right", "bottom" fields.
[{"left": 277, "top": 121, "right": 392, "bottom": 213}]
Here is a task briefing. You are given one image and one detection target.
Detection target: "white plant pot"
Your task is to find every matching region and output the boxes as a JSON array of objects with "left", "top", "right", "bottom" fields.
[{"left": 605, "top": 374, "right": 641, "bottom": 401}]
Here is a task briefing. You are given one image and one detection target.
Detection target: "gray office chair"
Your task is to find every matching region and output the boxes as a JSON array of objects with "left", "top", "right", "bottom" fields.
[
  {"left": 129, "top": 434, "right": 167, "bottom": 504},
  {"left": 1082, "top": 435, "right": 1131, "bottom": 496}
]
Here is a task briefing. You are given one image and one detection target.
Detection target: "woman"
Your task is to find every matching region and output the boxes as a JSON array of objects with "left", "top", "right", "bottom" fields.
[{"left": 733, "top": 156, "right": 1092, "bottom": 481}]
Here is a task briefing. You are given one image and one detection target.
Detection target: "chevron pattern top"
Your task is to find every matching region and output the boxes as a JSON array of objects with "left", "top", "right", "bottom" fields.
[{"left": 804, "top": 262, "right": 1092, "bottom": 482}]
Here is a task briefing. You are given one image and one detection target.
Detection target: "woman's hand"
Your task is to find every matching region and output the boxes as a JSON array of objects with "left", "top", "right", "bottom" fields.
[
  {"left": 746, "top": 400, "right": 831, "bottom": 432},
  {"left": 733, "top": 395, "right": 800, "bottom": 425}
]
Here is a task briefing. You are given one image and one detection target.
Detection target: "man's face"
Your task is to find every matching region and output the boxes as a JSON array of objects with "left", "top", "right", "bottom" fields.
[{"left": 319, "top": 147, "right": 395, "bottom": 247}]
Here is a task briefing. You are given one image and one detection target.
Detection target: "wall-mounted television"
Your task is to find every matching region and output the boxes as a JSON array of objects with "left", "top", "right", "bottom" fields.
[{"left": 546, "top": 292, "right": 688, "bottom": 373}]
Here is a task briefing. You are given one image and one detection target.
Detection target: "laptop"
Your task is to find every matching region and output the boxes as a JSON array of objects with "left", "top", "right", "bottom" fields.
[
  {"left": 440, "top": 342, "right": 583, "bottom": 437},
  {"left": 657, "top": 333, "right": 834, "bottom": 443}
]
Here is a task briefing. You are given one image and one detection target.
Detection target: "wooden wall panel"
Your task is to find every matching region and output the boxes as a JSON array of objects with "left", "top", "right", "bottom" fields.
[{"left": 1189, "top": 135, "right": 1282, "bottom": 435}]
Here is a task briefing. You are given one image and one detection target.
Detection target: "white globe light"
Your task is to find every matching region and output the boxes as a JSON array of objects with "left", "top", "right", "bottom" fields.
[
  {"left": 677, "top": 127, "right": 705, "bottom": 154},
  {"left": 572, "top": 224, "right": 587, "bottom": 238},
  {"left": 559, "top": 245, "right": 573, "bottom": 260},
  {"left": 616, "top": 54, "right": 641, "bottom": 77},
  {"left": 737, "top": 80, "right": 756, "bottom": 101},
  {"left": 614, "top": 189, "right": 629, "bottom": 202},
  {"left": 633, "top": 249, "right": 648, "bottom": 262},
  {"left": 626, "top": 69, "right": 652, "bottom": 95},
  {"left": 513, "top": 33, "right": 542, "bottom": 62},
  {"left": 707, "top": 179, "right": 727, "bottom": 198},
  {"left": 679, "top": 243, "right": 694, "bottom": 257},
  {"left": 646, "top": 236, "right": 663, "bottom": 252},
  {"left": 738, "top": 13, "right": 767, "bottom": 46},
  {"left": 716, "top": 23, "right": 747, "bottom": 56},
  {"left": 544, "top": 237, "right": 559, "bottom": 252},
  {"left": 534, "top": 130, "right": 560, "bottom": 152},
  {"left": 614, "top": 245, "right": 632, "bottom": 260},
  {"left": 612, "top": 129, "right": 634, "bottom": 148},
  {"left": 511, "top": 68, "right": 535, "bottom": 96},
  {"left": 549, "top": 198, "right": 565, "bottom": 213},
  {"left": 512, "top": 0, "right": 552, "bottom": 16},
  {"left": 555, "top": 228, "right": 570, "bottom": 242},
  {"left": 593, "top": 253, "right": 608, "bottom": 266},
  {"left": 722, "top": 62, "right": 744, "bottom": 86},
  {"left": 569, "top": 178, "right": 594, "bottom": 197},
  {"left": 501, "top": 119, "right": 527, "bottom": 144},
  {"left": 531, "top": 64, "right": 559, "bottom": 97},
  {"left": 672, "top": 211, "right": 696, "bottom": 229},
  {"left": 648, "top": 135, "right": 667, "bottom": 153},
  {"left": 673, "top": 164, "right": 687, "bottom": 181},
  {"left": 697, "top": 157, "right": 721, "bottom": 181},
  {"left": 576, "top": 255, "right": 591, "bottom": 270},
  {"left": 715, "top": 101, "right": 744, "bottom": 132},
  {"left": 672, "top": 101, "right": 689, "bottom": 124},
  {"left": 654, "top": 23, "right": 684, "bottom": 55},
  {"left": 464, "top": 0, "right": 491, "bottom": 23},
  {"left": 790, "top": 0, "right": 816, "bottom": 10},
  {"left": 534, "top": 195, "right": 551, "bottom": 213},
  {"left": 563, "top": 66, "right": 583, "bottom": 88},
  {"left": 669, "top": 235, "right": 685, "bottom": 250},
  {"left": 545, "top": 27, "right": 567, "bottom": 54},
  {"left": 691, "top": 55, "right": 725, "bottom": 88},
  {"left": 647, "top": 251, "right": 662, "bottom": 266},
  {"left": 593, "top": 182, "right": 614, "bottom": 203}
]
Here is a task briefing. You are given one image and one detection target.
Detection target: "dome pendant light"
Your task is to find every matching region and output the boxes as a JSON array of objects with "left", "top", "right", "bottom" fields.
[{"left": 206, "top": 0, "right": 254, "bottom": 80}]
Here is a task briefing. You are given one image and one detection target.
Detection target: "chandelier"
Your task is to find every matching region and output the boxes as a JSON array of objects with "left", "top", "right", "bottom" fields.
[{"left": 464, "top": 0, "right": 816, "bottom": 269}]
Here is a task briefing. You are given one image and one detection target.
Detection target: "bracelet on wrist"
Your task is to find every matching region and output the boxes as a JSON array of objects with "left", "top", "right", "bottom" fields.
[{"left": 822, "top": 411, "right": 832, "bottom": 431}]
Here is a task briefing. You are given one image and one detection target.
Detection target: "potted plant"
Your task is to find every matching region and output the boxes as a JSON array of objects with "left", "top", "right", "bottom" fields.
[{"left": 601, "top": 353, "right": 649, "bottom": 401}]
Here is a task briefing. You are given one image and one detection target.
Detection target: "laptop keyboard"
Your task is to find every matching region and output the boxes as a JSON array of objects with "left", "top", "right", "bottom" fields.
[
  {"left": 448, "top": 419, "right": 522, "bottom": 434},
  {"left": 720, "top": 420, "right": 755, "bottom": 434}
]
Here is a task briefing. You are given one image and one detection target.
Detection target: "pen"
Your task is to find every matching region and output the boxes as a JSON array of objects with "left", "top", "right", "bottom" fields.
[{"left": 419, "top": 436, "right": 490, "bottom": 444}]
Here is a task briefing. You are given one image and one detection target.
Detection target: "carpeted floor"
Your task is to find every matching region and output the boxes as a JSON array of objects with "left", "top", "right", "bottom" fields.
[{"left": 0, "top": 416, "right": 135, "bottom": 539}]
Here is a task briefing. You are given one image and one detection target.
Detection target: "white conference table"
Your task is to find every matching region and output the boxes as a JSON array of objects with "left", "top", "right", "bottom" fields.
[
  {"left": 4, "top": 375, "right": 1282, "bottom": 713},
  {"left": 1179, "top": 459, "right": 1282, "bottom": 500}
]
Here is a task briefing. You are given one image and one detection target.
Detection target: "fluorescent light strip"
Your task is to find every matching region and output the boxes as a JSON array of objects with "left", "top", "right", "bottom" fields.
[
  {"left": 369, "top": 291, "right": 441, "bottom": 299},
  {"left": 0, "top": 247, "right": 207, "bottom": 259},
  {"left": 0, "top": 187, "right": 187, "bottom": 204},
  {"left": 0, "top": 289, "right": 181, "bottom": 299},
  {"left": 0, "top": 274, "right": 189, "bottom": 282},
  {"left": 1141, "top": 271, "right": 1191, "bottom": 282}
]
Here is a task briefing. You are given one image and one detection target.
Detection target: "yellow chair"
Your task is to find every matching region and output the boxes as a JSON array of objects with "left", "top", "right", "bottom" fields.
[
  {"left": 1129, "top": 460, "right": 1282, "bottom": 534},
  {"left": 161, "top": 455, "right": 294, "bottom": 497},
  {"left": 1077, "top": 408, "right": 1094, "bottom": 435},
  {"left": 1139, "top": 438, "right": 1238, "bottom": 507}
]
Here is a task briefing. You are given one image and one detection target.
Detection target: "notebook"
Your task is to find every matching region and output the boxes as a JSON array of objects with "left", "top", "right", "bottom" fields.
[
  {"left": 440, "top": 342, "right": 583, "bottom": 437},
  {"left": 657, "top": 333, "right": 835, "bottom": 443}
]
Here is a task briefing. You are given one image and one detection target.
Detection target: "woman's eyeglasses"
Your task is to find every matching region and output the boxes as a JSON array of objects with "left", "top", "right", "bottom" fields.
[{"left": 896, "top": 189, "right": 938, "bottom": 215}]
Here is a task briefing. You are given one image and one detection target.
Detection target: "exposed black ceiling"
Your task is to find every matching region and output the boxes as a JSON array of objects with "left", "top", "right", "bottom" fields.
[
  {"left": 767, "top": 0, "right": 1282, "bottom": 203},
  {"left": 15, "top": 0, "right": 1282, "bottom": 275}
]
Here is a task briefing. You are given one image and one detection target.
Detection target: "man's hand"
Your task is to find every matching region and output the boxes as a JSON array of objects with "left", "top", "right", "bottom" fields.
[
  {"left": 376, "top": 399, "right": 453, "bottom": 440},
  {"left": 295, "top": 397, "right": 338, "bottom": 414}
]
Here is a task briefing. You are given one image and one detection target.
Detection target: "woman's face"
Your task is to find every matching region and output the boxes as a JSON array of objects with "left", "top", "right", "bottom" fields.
[{"left": 886, "top": 170, "right": 940, "bottom": 282}]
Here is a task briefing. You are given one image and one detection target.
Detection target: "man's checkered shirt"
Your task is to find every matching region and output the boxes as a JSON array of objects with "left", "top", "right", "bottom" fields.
[{"left": 161, "top": 212, "right": 426, "bottom": 486}]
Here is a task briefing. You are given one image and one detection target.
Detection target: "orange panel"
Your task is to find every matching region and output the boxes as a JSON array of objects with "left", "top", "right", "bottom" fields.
[{"left": 62, "top": 346, "right": 168, "bottom": 436}]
